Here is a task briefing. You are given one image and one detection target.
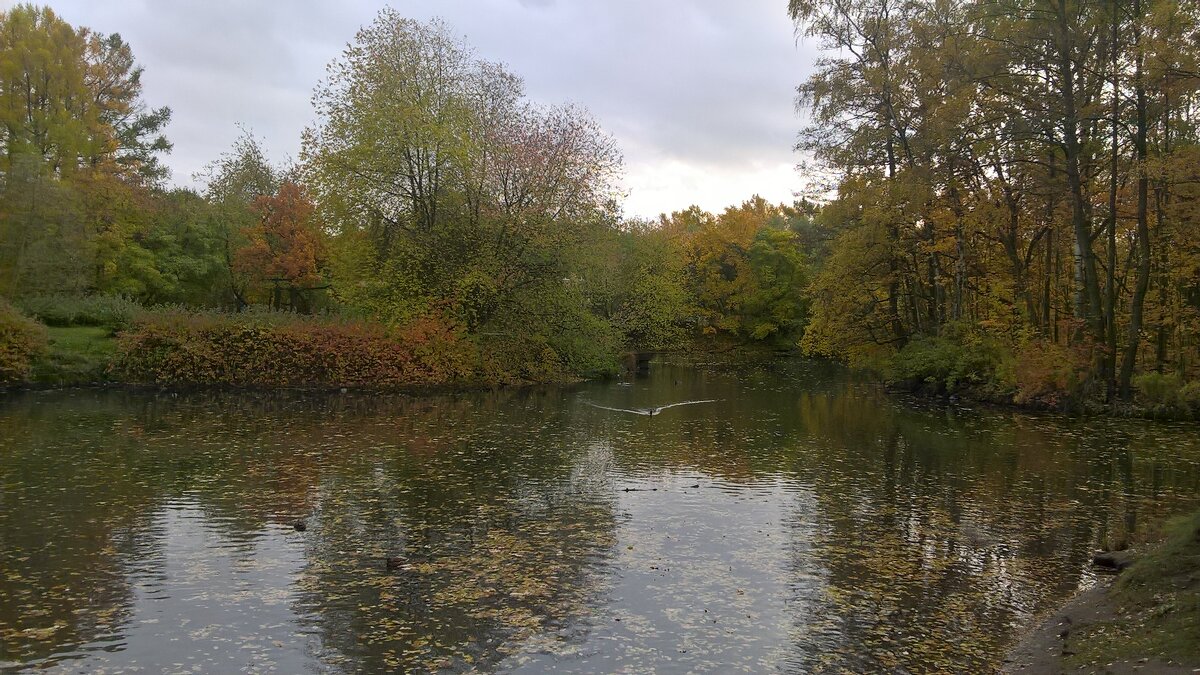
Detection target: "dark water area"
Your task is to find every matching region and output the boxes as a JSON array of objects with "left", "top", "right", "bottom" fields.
[{"left": 1, "top": 358, "right": 1198, "bottom": 673}]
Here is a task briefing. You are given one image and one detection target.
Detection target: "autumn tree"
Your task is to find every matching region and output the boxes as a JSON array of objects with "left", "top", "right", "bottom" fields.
[
  {"left": 604, "top": 220, "right": 693, "bottom": 351},
  {"left": 0, "top": 4, "right": 171, "bottom": 298},
  {"left": 791, "top": 0, "right": 919, "bottom": 346},
  {"left": 304, "top": 10, "right": 622, "bottom": 372},
  {"left": 234, "top": 181, "right": 326, "bottom": 312},
  {"left": 792, "top": 0, "right": 1200, "bottom": 399},
  {"left": 199, "top": 130, "right": 282, "bottom": 309},
  {"left": 653, "top": 197, "right": 809, "bottom": 347}
]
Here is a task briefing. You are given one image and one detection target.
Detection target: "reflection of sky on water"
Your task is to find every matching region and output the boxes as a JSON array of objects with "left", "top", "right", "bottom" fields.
[
  {"left": 1, "top": 357, "right": 1198, "bottom": 672},
  {"left": 506, "top": 469, "right": 822, "bottom": 673},
  {"left": 37, "top": 499, "right": 327, "bottom": 673}
]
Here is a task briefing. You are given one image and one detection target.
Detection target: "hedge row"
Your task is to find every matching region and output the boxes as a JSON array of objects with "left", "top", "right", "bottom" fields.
[{"left": 111, "top": 311, "right": 478, "bottom": 388}]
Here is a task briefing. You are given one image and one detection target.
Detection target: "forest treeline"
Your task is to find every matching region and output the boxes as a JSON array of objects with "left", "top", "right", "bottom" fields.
[
  {"left": 0, "top": 5, "right": 809, "bottom": 387},
  {"left": 2, "top": 2, "right": 1199, "bottom": 414},
  {"left": 790, "top": 0, "right": 1200, "bottom": 410}
]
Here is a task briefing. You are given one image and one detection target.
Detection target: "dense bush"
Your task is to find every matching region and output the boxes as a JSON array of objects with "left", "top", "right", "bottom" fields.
[
  {"left": 886, "top": 329, "right": 1198, "bottom": 415},
  {"left": 0, "top": 301, "right": 48, "bottom": 384},
  {"left": 886, "top": 326, "right": 1009, "bottom": 395},
  {"left": 548, "top": 316, "right": 622, "bottom": 378},
  {"left": 534, "top": 292, "right": 622, "bottom": 378},
  {"left": 478, "top": 335, "right": 566, "bottom": 384},
  {"left": 17, "top": 294, "right": 143, "bottom": 330},
  {"left": 112, "top": 310, "right": 478, "bottom": 388},
  {"left": 1132, "top": 372, "right": 1200, "bottom": 417},
  {"left": 1010, "top": 339, "right": 1095, "bottom": 408}
]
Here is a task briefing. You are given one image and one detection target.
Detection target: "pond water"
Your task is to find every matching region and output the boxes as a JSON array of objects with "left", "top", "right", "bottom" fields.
[{"left": 1, "top": 358, "right": 1198, "bottom": 673}]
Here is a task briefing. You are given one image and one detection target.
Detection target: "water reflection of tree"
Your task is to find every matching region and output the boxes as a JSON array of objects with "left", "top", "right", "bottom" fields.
[
  {"left": 127, "top": 387, "right": 621, "bottom": 673},
  {"left": 287, "top": 395, "right": 618, "bottom": 672},
  {"left": 0, "top": 394, "right": 155, "bottom": 664},
  {"left": 2, "top": 370, "right": 1198, "bottom": 672},
  {"left": 570, "top": 363, "right": 1199, "bottom": 670},
  {"left": 1, "top": 388, "right": 620, "bottom": 671},
  {"left": 779, "top": 389, "right": 1200, "bottom": 671}
]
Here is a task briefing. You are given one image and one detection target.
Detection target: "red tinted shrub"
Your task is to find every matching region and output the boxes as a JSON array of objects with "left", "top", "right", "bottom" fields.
[
  {"left": 0, "top": 300, "right": 48, "bottom": 384},
  {"left": 112, "top": 310, "right": 477, "bottom": 388}
]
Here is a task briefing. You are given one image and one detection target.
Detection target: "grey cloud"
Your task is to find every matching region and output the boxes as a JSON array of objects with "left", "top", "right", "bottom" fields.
[{"left": 43, "top": 0, "right": 817, "bottom": 215}]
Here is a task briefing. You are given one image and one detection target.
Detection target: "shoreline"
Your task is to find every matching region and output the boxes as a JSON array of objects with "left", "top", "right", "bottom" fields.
[
  {"left": 887, "top": 382, "right": 1200, "bottom": 423},
  {"left": 1003, "top": 582, "right": 1196, "bottom": 674},
  {"left": 0, "top": 374, "right": 594, "bottom": 398},
  {"left": 3, "top": 340, "right": 787, "bottom": 398},
  {"left": 10, "top": 351, "right": 1200, "bottom": 424},
  {"left": 1004, "top": 510, "right": 1200, "bottom": 673},
  {"left": 10, "top": 349, "right": 1200, "bottom": 425}
]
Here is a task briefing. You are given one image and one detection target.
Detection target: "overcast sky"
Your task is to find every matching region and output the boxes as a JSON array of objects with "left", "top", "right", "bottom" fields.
[{"left": 24, "top": 1, "right": 816, "bottom": 218}]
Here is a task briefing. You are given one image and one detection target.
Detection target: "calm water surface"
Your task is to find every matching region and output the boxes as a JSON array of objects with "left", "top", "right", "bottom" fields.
[{"left": 1, "top": 358, "right": 1198, "bottom": 673}]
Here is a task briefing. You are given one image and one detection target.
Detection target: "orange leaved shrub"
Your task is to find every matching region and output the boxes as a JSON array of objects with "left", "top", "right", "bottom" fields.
[
  {"left": 111, "top": 310, "right": 477, "bottom": 389},
  {"left": 1010, "top": 338, "right": 1095, "bottom": 408}
]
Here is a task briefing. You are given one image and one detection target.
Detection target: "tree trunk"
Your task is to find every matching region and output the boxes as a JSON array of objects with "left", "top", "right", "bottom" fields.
[
  {"left": 1119, "top": 0, "right": 1151, "bottom": 397},
  {"left": 1105, "top": 0, "right": 1119, "bottom": 399},
  {"left": 1054, "top": 0, "right": 1103, "bottom": 345}
]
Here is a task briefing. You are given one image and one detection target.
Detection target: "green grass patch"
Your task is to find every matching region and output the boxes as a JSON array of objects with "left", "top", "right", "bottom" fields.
[
  {"left": 31, "top": 326, "right": 118, "bottom": 385},
  {"left": 1070, "top": 509, "right": 1200, "bottom": 667}
]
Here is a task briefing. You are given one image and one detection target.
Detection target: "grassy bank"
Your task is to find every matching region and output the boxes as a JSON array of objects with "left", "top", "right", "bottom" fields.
[
  {"left": 2, "top": 295, "right": 126, "bottom": 387},
  {"left": 1068, "top": 509, "right": 1200, "bottom": 667},
  {"left": 1005, "top": 509, "right": 1200, "bottom": 673},
  {"left": 2, "top": 296, "right": 622, "bottom": 390},
  {"left": 31, "top": 326, "right": 118, "bottom": 385}
]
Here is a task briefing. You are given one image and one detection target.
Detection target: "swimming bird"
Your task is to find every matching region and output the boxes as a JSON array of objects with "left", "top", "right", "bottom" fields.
[{"left": 585, "top": 399, "right": 719, "bottom": 416}]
